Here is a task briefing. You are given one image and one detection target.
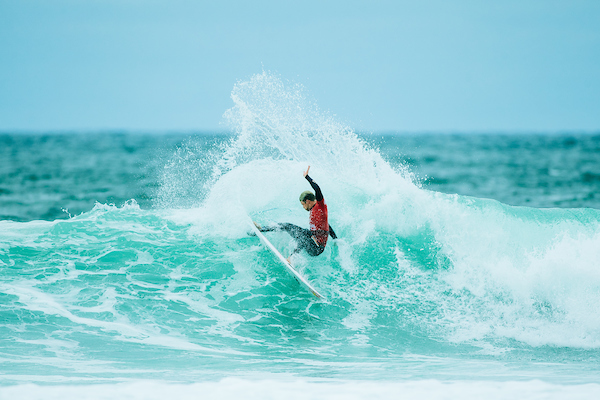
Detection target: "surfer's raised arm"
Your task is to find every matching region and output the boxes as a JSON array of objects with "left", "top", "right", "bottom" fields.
[
  {"left": 303, "top": 165, "right": 324, "bottom": 202},
  {"left": 303, "top": 165, "right": 310, "bottom": 177}
]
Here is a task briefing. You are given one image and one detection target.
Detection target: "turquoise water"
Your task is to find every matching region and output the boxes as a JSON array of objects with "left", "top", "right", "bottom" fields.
[{"left": 1, "top": 73, "right": 600, "bottom": 397}]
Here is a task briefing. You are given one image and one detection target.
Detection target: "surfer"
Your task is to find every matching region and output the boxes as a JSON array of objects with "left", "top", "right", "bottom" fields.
[{"left": 255, "top": 166, "right": 337, "bottom": 259}]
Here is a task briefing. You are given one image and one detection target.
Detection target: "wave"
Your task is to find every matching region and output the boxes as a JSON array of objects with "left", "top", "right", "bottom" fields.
[
  {"left": 2, "top": 73, "right": 600, "bottom": 382},
  {"left": 185, "top": 72, "right": 600, "bottom": 349}
]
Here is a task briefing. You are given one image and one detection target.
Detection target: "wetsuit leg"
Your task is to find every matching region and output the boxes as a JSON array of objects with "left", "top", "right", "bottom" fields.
[{"left": 262, "top": 223, "right": 324, "bottom": 256}]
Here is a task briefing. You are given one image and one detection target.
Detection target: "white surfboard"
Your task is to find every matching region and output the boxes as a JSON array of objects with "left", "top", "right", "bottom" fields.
[{"left": 248, "top": 220, "right": 324, "bottom": 299}]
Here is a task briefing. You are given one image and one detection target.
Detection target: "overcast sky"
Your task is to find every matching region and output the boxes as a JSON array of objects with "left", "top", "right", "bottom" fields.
[{"left": 1, "top": 0, "right": 599, "bottom": 133}]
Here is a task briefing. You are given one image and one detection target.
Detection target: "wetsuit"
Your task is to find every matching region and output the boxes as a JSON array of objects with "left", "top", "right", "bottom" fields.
[{"left": 261, "top": 174, "right": 337, "bottom": 256}]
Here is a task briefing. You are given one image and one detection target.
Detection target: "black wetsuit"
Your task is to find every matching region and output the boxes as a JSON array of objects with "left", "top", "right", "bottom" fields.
[{"left": 260, "top": 175, "right": 337, "bottom": 256}]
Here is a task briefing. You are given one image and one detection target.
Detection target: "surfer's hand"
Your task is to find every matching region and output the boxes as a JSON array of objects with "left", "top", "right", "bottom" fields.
[{"left": 303, "top": 165, "right": 310, "bottom": 177}]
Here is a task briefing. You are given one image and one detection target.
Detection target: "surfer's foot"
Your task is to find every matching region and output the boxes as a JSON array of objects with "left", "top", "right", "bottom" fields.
[{"left": 253, "top": 221, "right": 263, "bottom": 231}]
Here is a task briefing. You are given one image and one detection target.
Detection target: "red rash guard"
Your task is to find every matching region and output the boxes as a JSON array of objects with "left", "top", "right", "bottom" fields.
[{"left": 306, "top": 175, "right": 329, "bottom": 246}]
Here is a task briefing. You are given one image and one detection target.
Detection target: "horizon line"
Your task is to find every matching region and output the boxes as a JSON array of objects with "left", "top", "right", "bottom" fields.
[{"left": 1, "top": 129, "right": 599, "bottom": 136}]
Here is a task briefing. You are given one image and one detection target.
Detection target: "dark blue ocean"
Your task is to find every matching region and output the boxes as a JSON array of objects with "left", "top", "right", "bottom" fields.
[{"left": 1, "top": 73, "right": 599, "bottom": 399}]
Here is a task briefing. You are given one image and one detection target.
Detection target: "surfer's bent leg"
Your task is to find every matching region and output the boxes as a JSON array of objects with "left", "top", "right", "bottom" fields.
[{"left": 270, "top": 223, "right": 324, "bottom": 257}]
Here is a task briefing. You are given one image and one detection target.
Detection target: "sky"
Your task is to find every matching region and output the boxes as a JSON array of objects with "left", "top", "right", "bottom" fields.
[{"left": 1, "top": 0, "right": 599, "bottom": 133}]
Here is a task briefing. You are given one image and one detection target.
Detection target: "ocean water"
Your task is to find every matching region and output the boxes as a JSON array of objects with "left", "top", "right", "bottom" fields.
[{"left": 1, "top": 73, "right": 600, "bottom": 399}]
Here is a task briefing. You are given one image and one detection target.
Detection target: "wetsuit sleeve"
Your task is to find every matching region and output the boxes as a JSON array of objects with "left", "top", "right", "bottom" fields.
[
  {"left": 328, "top": 225, "right": 337, "bottom": 239},
  {"left": 305, "top": 175, "right": 323, "bottom": 201}
]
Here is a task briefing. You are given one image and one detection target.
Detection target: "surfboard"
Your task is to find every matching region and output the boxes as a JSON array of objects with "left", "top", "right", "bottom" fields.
[{"left": 248, "top": 220, "right": 324, "bottom": 299}]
